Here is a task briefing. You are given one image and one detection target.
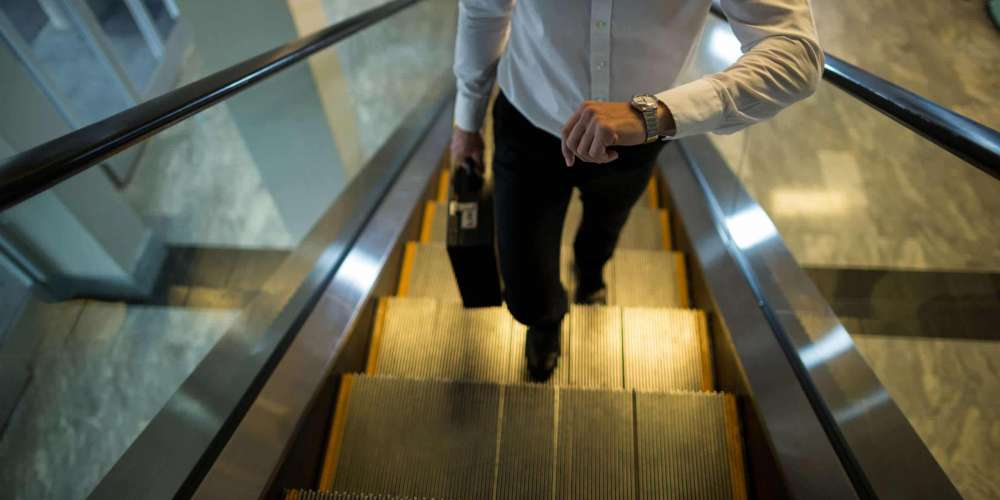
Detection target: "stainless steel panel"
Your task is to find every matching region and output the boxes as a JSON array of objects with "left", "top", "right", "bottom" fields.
[
  {"left": 186, "top": 86, "right": 455, "bottom": 500},
  {"left": 676, "top": 135, "right": 962, "bottom": 499}
]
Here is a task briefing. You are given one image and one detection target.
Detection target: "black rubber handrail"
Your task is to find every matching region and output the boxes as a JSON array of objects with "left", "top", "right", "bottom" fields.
[
  {"left": 0, "top": 0, "right": 423, "bottom": 211},
  {"left": 709, "top": 2, "right": 1000, "bottom": 180}
]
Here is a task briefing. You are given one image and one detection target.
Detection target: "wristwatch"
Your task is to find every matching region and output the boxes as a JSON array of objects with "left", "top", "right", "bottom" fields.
[{"left": 630, "top": 94, "right": 662, "bottom": 144}]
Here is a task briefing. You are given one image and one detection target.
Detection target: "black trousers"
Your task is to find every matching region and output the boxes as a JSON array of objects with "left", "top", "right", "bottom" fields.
[{"left": 492, "top": 92, "right": 666, "bottom": 328}]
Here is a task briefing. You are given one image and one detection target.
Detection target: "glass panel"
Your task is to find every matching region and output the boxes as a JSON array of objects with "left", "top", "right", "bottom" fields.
[
  {"left": 679, "top": 15, "right": 1000, "bottom": 499},
  {"left": 141, "top": 0, "right": 175, "bottom": 40},
  {"left": 85, "top": 0, "right": 157, "bottom": 90},
  {"left": 0, "top": 1, "right": 456, "bottom": 498},
  {"left": 0, "top": 0, "right": 132, "bottom": 126}
]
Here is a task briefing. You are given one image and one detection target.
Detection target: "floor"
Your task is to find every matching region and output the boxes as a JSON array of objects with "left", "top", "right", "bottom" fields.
[{"left": 681, "top": 4, "right": 1000, "bottom": 499}]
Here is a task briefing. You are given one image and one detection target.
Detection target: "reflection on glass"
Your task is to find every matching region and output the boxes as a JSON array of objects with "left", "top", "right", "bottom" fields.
[
  {"left": 725, "top": 205, "right": 778, "bottom": 250},
  {"left": 141, "top": 0, "right": 176, "bottom": 39},
  {"left": 1, "top": 0, "right": 132, "bottom": 125},
  {"left": 85, "top": 0, "right": 157, "bottom": 90}
]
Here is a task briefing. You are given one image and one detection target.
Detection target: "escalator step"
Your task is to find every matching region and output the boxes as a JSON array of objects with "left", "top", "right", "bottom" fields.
[
  {"left": 330, "top": 375, "right": 499, "bottom": 499},
  {"left": 635, "top": 391, "right": 747, "bottom": 500},
  {"left": 370, "top": 298, "right": 709, "bottom": 391},
  {"left": 623, "top": 308, "right": 713, "bottom": 392},
  {"left": 421, "top": 199, "right": 668, "bottom": 251},
  {"left": 555, "top": 387, "right": 636, "bottom": 500},
  {"left": 322, "top": 375, "right": 745, "bottom": 500},
  {"left": 613, "top": 249, "right": 686, "bottom": 308},
  {"left": 401, "top": 242, "right": 686, "bottom": 309},
  {"left": 285, "top": 491, "right": 439, "bottom": 500}
]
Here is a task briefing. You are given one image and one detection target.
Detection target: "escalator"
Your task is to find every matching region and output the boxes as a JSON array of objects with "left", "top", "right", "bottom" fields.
[
  {"left": 0, "top": 1, "right": 996, "bottom": 499},
  {"left": 285, "top": 178, "right": 747, "bottom": 499}
]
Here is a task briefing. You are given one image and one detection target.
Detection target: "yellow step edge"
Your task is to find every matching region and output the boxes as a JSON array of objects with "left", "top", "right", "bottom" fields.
[
  {"left": 318, "top": 374, "right": 355, "bottom": 491},
  {"left": 365, "top": 298, "right": 388, "bottom": 374},
  {"left": 724, "top": 394, "right": 749, "bottom": 500},
  {"left": 437, "top": 167, "right": 450, "bottom": 203},
  {"left": 646, "top": 176, "right": 659, "bottom": 209},
  {"left": 283, "top": 489, "right": 298, "bottom": 500},
  {"left": 658, "top": 209, "right": 672, "bottom": 251},
  {"left": 696, "top": 311, "right": 715, "bottom": 391},
  {"left": 419, "top": 201, "right": 437, "bottom": 243},
  {"left": 397, "top": 241, "right": 417, "bottom": 296},
  {"left": 674, "top": 253, "right": 690, "bottom": 308}
]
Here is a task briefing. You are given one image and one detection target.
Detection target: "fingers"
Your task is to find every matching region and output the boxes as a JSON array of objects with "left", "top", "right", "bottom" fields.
[
  {"left": 560, "top": 108, "right": 583, "bottom": 166},
  {"left": 561, "top": 102, "right": 620, "bottom": 165}
]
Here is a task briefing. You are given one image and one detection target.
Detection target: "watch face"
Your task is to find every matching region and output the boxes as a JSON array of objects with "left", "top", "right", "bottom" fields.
[{"left": 633, "top": 94, "right": 657, "bottom": 110}]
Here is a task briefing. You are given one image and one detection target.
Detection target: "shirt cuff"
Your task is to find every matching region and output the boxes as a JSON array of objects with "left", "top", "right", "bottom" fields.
[
  {"left": 454, "top": 91, "right": 491, "bottom": 133},
  {"left": 655, "top": 78, "right": 725, "bottom": 139}
]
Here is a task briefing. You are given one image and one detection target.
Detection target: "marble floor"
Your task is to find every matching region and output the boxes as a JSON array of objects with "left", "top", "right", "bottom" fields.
[{"left": 854, "top": 335, "right": 1000, "bottom": 500}]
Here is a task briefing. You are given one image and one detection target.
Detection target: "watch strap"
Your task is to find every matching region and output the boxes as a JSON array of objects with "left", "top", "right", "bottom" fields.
[{"left": 641, "top": 106, "right": 659, "bottom": 144}]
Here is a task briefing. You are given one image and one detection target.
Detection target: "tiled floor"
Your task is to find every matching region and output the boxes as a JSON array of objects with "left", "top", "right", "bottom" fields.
[{"left": 854, "top": 335, "right": 1000, "bottom": 500}]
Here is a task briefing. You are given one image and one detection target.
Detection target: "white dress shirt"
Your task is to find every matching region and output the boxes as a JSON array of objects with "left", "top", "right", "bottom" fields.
[{"left": 454, "top": 0, "right": 823, "bottom": 139}]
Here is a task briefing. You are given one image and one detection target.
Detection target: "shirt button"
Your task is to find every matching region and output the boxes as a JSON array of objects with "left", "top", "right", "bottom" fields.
[
  {"left": 597, "top": 60, "right": 607, "bottom": 69},
  {"left": 595, "top": 20, "right": 607, "bottom": 28}
]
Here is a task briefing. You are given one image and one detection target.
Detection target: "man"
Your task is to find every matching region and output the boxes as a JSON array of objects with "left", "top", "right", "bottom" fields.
[{"left": 451, "top": 0, "right": 822, "bottom": 381}]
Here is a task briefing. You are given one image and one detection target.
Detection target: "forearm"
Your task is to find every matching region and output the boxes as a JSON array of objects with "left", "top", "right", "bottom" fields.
[{"left": 657, "top": 0, "right": 823, "bottom": 138}]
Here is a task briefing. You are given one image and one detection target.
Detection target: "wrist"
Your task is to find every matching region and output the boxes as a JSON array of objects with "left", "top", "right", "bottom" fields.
[{"left": 656, "top": 100, "right": 677, "bottom": 137}]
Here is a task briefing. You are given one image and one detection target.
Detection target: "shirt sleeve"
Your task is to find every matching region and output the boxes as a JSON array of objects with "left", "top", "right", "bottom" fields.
[
  {"left": 656, "top": 0, "right": 824, "bottom": 138},
  {"left": 453, "top": 0, "right": 515, "bottom": 133}
]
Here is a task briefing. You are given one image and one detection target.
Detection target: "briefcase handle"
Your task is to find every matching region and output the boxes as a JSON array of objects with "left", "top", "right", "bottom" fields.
[{"left": 452, "top": 158, "right": 484, "bottom": 196}]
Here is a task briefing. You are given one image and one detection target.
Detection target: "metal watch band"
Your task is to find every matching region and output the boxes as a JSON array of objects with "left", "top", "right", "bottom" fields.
[{"left": 641, "top": 107, "right": 659, "bottom": 144}]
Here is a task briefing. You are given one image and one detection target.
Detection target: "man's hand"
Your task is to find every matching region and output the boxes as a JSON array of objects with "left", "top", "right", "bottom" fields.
[
  {"left": 560, "top": 100, "right": 675, "bottom": 166},
  {"left": 450, "top": 127, "right": 485, "bottom": 173}
]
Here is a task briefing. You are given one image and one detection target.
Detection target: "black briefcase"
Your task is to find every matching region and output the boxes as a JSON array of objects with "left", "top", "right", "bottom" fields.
[{"left": 446, "top": 159, "right": 502, "bottom": 308}]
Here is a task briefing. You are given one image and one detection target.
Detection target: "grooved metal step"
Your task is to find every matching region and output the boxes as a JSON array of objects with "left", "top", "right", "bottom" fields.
[
  {"left": 401, "top": 243, "right": 685, "bottom": 308},
  {"left": 321, "top": 375, "right": 745, "bottom": 500},
  {"left": 285, "top": 492, "right": 436, "bottom": 500},
  {"left": 369, "top": 298, "right": 711, "bottom": 391},
  {"left": 423, "top": 197, "right": 667, "bottom": 251}
]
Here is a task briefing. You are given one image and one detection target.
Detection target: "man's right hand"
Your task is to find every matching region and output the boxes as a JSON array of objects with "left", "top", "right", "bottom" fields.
[{"left": 450, "top": 128, "right": 485, "bottom": 173}]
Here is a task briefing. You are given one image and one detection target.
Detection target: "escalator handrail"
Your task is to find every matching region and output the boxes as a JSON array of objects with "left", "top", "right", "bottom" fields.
[
  {"left": 0, "top": 0, "right": 423, "bottom": 212},
  {"left": 709, "top": 1, "right": 1000, "bottom": 180}
]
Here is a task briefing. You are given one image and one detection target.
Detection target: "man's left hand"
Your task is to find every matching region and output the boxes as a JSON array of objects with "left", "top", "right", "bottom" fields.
[{"left": 560, "top": 100, "right": 674, "bottom": 166}]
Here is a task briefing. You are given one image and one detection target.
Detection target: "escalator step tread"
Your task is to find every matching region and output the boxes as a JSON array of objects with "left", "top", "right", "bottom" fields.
[
  {"left": 424, "top": 198, "right": 666, "bottom": 251},
  {"left": 285, "top": 491, "right": 443, "bottom": 499},
  {"left": 325, "top": 375, "right": 745, "bottom": 500},
  {"left": 331, "top": 376, "right": 499, "bottom": 499},
  {"left": 371, "top": 298, "right": 710, "bottom": 391},
  {"left": 403, "top": 243, "right": 684, "bottom": 309}
]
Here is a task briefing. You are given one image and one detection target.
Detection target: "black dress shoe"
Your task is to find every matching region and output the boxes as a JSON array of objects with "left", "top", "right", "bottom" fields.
[
  {"left": 573, "top": 263, "right": 608, "bottom": 305},
  {"left": 525, "top": 323, "right": 561, "bottom": 381}
]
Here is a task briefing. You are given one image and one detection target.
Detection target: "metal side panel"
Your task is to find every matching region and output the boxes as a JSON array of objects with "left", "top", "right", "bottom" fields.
[
  {"left": 495, "top": 384, "right": 556, "bottom": 500},
  {"left": 635, "top": 391, "right": 745, "bottom": 500},
  {"left": 556, "top": 387, "right": 636, "bottom": 500},
  {"left": 612, "top": 249, "right": 683, "bottom": 308},
  {"left": 332, "top": 376, "right": 499, "bottom": 499},
  {"left": 622, "top": 307, "right": 711, "bottom": 392},
  {"left": 404, "top": 242, "right": 461, "bottom": 302},
  {"left": 373, "top": 297, "right": 512, "bottom": 383},
  {"left": 568, "top": 304, "right": 624, "bottom": 389}
]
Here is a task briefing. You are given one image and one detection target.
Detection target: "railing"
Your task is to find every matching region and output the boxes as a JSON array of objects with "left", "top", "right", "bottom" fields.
[
  {"left": 708, "top": 2, "right": 999, "bottom": 180},
  {"left": 0, "top": 0, "right": 423, "bottom": 211}
]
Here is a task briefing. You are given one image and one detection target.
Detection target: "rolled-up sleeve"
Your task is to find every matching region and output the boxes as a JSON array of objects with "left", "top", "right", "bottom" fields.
[
  {"left": 656, "top": 0, "right": 824, "bottom": 138},
  {"left": 454, "top": 0, "right": 515, "bottom": 133}
]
